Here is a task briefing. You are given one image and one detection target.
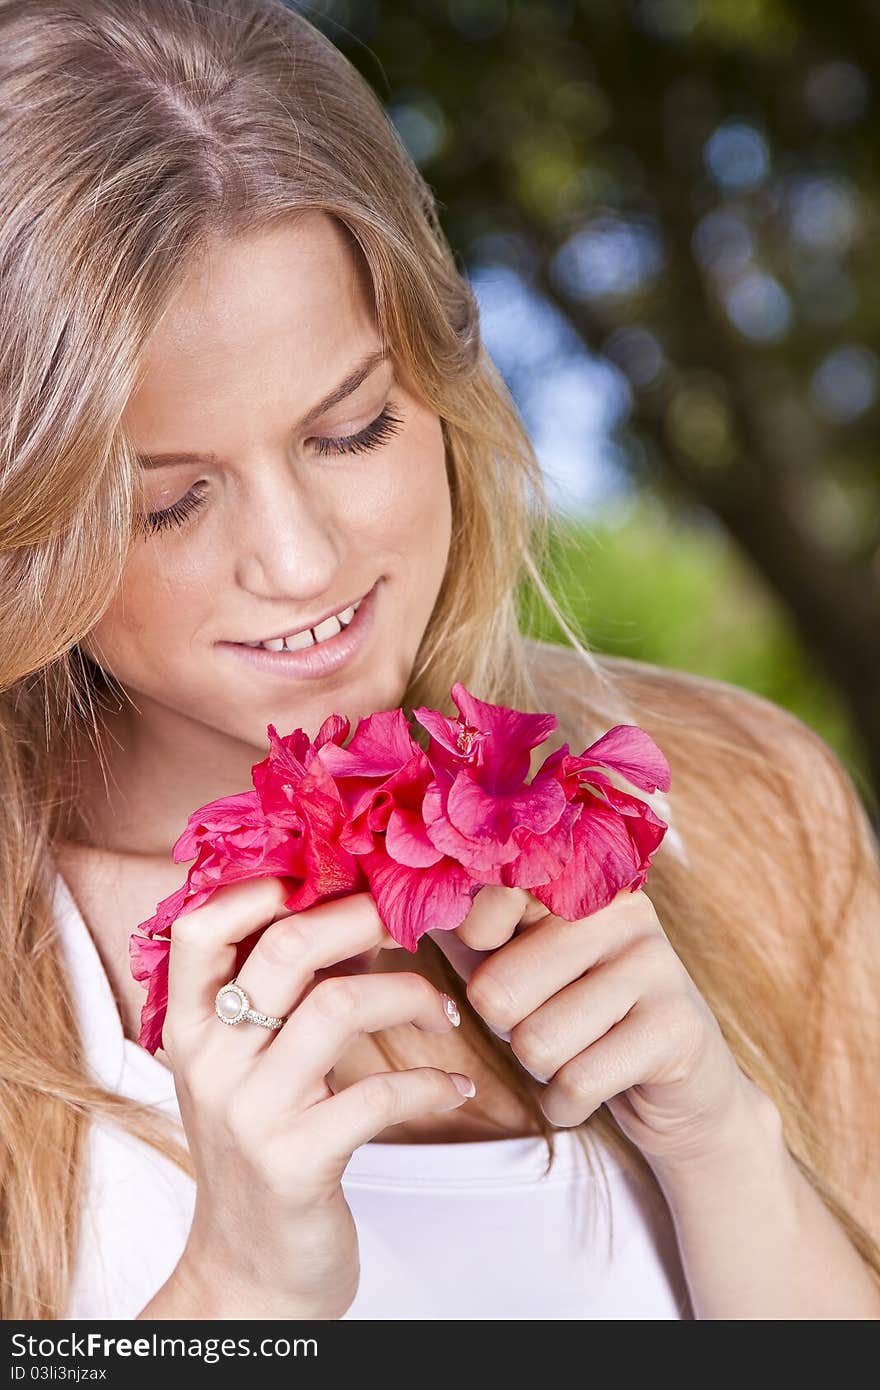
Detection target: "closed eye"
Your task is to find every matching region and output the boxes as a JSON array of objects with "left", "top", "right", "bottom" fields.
[
  {"left": 310, "top": 402, "right": 404, "bottom": 457},
  {"left": 140, "top": 480, "right": 209, "bottom": 536},
  {"left": 139, "top": 400, "right": 406, "bottom": 537}
]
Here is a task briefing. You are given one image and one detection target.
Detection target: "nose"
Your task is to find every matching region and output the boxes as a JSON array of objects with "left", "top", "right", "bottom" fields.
[{"left": 233, "top": 460, "right": 342, "bottom": 598}]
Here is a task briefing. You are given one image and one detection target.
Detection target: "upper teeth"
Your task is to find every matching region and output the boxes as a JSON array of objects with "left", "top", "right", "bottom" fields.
[{"left": 244, "top": 597, "right": 363, "bottom": 651}]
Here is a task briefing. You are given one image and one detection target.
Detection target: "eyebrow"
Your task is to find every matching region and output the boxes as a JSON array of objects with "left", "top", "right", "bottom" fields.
[{"left": 135, "top": 346, "right": 390, "bottom": 469}]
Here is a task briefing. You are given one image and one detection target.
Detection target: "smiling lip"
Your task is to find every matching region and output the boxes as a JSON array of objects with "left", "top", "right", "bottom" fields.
[
  {"left": 217, "top": 578, "right": 381, "bottom": 681},
  {"left": 249, "top": 590, "right": 369, "bottom": 647}
]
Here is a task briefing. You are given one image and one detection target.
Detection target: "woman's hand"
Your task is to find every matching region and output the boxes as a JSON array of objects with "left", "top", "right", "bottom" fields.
[
  {"left": 429, "top": 884, "right": 772, "bottom": 1175},
  {"left": 158, "top": 878, "right": 474, "bottom": 1321}
]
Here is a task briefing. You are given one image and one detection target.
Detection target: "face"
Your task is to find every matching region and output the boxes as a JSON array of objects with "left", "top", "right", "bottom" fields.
[{"left": 78, "top": 212, "right": 452, "bottom": 845}]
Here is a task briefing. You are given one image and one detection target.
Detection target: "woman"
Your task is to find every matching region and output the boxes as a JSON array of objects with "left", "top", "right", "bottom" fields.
[{"left": 1, "top": 0, "right": 878, "bottom": 1322}]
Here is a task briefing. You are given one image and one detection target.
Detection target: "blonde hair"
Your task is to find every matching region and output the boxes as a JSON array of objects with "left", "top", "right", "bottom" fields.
[{"left": 1, "top": 0, "right": 877, "bottom": 1318}]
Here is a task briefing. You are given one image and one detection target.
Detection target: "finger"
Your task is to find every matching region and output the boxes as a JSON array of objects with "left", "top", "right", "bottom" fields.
[
  {"left": 166, "top": 880, "right": 392, "bottom": 1053},
  {"left": 539, "top": 1000, "right": 669, "bottom": 1127},
  {"left": 212, "top": 892, "right": 398, "bottom": 1061},
  {"left": 426, "top": 926, "right": 513, "bottom": 1040},
  {"left": 508, "top": 959, "right": 640, "bottom": 1083},
  {"left": 426, "top": 924, "right": 490, "bottom": 986},
  {"left": 520, "top": 891, "right": 553, "bottom": 927},
  {"left": 456, "top": 885, "right": 529, "bottom": 950},
  {"left": 297, "top": 1066, "right": 477, "bottom": 1170},
  {"left": 425, "top": 885, "right": 528, "bottom": 990},
  {"left": 251, "top": 971, "right": 462, "bottom": 1108},
  {"left": 466, "top": 896, "right": 658, "bottom": 1036},
  {"left": 166, "top": 876, "right": 297, "bottom": 1031}
]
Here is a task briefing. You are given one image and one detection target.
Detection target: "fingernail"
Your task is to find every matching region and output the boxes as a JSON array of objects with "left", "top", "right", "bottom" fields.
[
  {"left": 441, "top": 992, "right": 461, "bottom": 1027},
  {"left": 450, "top": 1072, "right": 476, "bottom": 1098}
]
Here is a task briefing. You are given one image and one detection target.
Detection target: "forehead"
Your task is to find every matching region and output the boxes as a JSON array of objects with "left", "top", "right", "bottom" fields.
[{"left": 124, "top": 212, "right": 379, "bottom": 440}]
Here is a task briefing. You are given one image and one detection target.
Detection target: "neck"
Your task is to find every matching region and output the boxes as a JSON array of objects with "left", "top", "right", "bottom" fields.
[{"left": 66, "top": 701, "right": 266, "bottom": 857}]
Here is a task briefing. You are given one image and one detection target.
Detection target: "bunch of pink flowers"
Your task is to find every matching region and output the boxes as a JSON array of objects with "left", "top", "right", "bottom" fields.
[{"left": 130, "top": 681, "right": 672, "bottom": 1055}]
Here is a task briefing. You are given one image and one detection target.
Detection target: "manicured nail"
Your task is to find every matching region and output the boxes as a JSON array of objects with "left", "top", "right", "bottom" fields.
[
  {"left": 441, "top": 992, "right": 461, "bottom": 1027},
  {"left": 450, "top": 1072, "right": 476, "bottom": 1098}
]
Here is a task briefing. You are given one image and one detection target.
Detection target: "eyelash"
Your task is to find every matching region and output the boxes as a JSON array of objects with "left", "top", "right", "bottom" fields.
[{"left": 140, "top": 401, "right": 405, "bottom": 536}]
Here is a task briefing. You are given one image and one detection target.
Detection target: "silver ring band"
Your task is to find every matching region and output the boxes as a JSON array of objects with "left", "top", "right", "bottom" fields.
[{"left": 214, "top": 980, "right": 285, "bottom": 1031}]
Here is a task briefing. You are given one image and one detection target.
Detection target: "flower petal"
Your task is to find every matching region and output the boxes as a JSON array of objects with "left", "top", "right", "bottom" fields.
[
  {"left": 129, "top": 933, "right": 170, "bottom": 1054},
  {"left": 573, "top": 724, "right": 671, "bottom": 794},
  {"left": 385, "top": 804, "right": 445, "bottom": 867},
  {"left": 416, "top": 683, "right": 559, "bottom": 792},
  {"left": 445, "top": 767, "right": 567, "bottom": 841},
  {"left": 360, "top": 848, "right": 480, "bottom": 950},
  {"left": 316, "top": 707, "right": 419, "bottom": 778},
  {"left": 531, "top": 793, "right": 648, "bottom": 920}
]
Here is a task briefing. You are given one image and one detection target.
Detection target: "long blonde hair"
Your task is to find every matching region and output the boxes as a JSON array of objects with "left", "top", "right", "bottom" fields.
[{"left": 1, "top": 0, "right": 877, "bottom": 1319}]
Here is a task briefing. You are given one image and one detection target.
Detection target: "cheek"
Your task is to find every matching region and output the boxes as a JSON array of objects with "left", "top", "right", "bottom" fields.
[
  {"left": 79, "top": 548, "right": 216, "bottom": 671},
  {"left": 376, "top": 410, "right": 451, "bottom": 566}
]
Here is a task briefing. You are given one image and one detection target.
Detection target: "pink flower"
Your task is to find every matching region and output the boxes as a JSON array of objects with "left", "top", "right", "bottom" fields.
[
  {"left": 170, "top": 791, "right": 305, "bottom": 908},
  {"left": 416, "top": 682, "right": 581, "bottom": 885},
  {"left": 531, "top": 724, "right": 672, "bottom": 918},
  {"left": 316, "top": 707, "right": 481, "bottom": 949},
  {"left": 129, "top": 682, "right": 672, "bottom": 1055},
  {"left": 128, "top": 932, "right": 170, "bottom": 1058},
  {"left": 415, "top": 685, "right": 670, "bottom": 917},
  {"left": 253, "top": 724, "right": 368, "bottom": 910}
]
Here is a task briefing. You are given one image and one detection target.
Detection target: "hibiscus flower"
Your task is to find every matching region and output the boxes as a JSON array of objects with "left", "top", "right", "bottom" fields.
[{"left": 129, "top": 683, "right": 671, "bottom": 1055}]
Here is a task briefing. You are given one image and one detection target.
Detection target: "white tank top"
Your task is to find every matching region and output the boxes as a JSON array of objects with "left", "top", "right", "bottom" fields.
[{"left": 53, "top": 871, "right": 692, "bottom": 1320}]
